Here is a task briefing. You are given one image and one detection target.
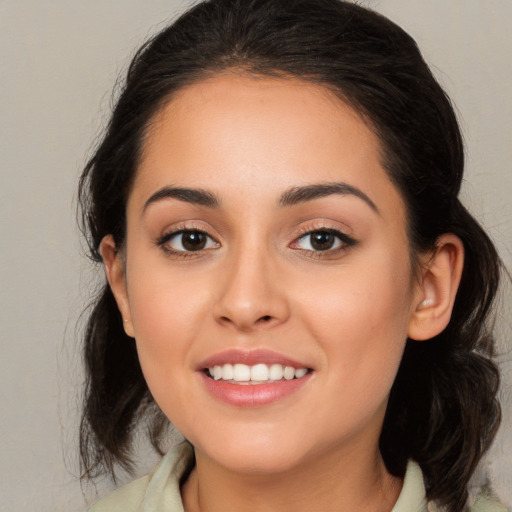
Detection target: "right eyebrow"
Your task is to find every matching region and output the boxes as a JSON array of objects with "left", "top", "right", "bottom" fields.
[{"left": 142, "top": 186, "right": 221, "bottom": 215}]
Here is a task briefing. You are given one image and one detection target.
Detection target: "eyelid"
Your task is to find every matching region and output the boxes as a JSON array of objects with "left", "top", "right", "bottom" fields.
[
  {"left": 154, "top": 220, "right": 356, "bottom": 259},
  {"left": 289, "top": 222, "right": 357, "bottom": 256},
  {"left": 291, "top": 220, "right": 354, "bottom": 241},
  {"left": 156, "top": 222, "right": 220, "bottom": 257}
]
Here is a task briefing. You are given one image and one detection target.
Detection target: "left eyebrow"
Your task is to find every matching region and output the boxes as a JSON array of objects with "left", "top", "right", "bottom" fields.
[{"left": 278, "top": 182, "right": 379, "bottom": 214}]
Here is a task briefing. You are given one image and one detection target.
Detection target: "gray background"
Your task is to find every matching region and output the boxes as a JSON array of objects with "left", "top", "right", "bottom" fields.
[{"left": 0, "top": 1, "right": 510, "bottom": 511}]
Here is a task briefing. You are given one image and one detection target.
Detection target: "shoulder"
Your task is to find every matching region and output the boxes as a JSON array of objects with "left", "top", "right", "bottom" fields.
[
  {"left": 396, "top": 461, "right": 509, "bottom": 512},
  {"left": 470, "top": 494, "right": 509, "bottom": 512},
  {"left": 86, "top": 441, "right": 194, "bottom": 512},
  {"left": 87, "top": 475, "right": 149, "bottom": 512}
]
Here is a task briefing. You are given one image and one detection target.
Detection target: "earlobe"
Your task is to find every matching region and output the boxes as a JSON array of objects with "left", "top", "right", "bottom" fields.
[
  {"left": 408, "top": 234, "right": 464, "bottom": 341},
  {"left": 99, "top": 235, "right": 134, "bottom": 338}
]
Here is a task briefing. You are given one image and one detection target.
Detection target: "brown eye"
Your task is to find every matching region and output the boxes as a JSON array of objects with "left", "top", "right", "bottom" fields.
[
  {"left": 309, "top": 231, "right": 336, "bottom": 251},
  {"left": 181, "top": 231, "right": 207, "bottom": 251},
  {"left": 292, "top": 229, "right": 356, "bottom": 254},
  {"left": 160, "top": 230, "right": 219, "bottom": 253}
]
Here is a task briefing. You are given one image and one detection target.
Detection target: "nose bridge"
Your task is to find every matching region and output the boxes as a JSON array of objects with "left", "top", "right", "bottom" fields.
[{"left": 214, "top": 235, "right": 289, "bottom": 330}]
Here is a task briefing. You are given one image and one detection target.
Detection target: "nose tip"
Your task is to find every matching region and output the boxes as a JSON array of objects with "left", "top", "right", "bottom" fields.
[{"left": 213, "top": 257, "right": 289, "bottom": 332}]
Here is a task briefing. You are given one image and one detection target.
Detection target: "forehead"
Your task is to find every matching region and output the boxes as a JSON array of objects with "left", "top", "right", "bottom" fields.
[
  {"left": 132, "top": 73, "right": 404, "bottom": 222},
  {"left": 141, "top": 72, "right": 377, "bottom": 171}
]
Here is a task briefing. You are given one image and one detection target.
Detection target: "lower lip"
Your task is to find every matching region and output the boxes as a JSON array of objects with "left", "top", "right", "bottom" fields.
[{"left": 199, "top": 372, "right": 312, "bottom": 407}]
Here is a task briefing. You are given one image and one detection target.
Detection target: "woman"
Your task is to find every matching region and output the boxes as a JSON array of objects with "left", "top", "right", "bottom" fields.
[{"left": 78, "top": 0, "right": 507, "bottom": 510}]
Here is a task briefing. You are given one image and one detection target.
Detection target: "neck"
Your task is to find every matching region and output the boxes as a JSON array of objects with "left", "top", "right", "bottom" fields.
[{"left": 181, "top": 440, "right": 402, "bottom": 512}]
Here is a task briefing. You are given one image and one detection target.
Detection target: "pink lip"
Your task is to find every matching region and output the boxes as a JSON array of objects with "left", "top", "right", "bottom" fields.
[
  {"left": 196, "top": 349, "right": 313, "bottom": 407},
  {"left": 198, "top": 371, "right": 312, "bottom": 407},
  {"left": 197, "top": 348, "right": 310, "bottom": 370}
]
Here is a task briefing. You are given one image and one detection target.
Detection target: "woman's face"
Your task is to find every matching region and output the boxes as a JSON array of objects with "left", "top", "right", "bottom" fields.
[{"left": 115, "top": 74, "right": 422, "bottom": 474}]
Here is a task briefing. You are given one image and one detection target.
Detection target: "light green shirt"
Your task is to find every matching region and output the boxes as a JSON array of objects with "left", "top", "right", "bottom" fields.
[{"left": 87, "top": 442, "right": 507, "bottom": 512}]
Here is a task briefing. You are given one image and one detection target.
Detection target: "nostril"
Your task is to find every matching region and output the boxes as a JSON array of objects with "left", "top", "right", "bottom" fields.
[{"left": 216, "top": 312, "right": 279, "bottom": 329}]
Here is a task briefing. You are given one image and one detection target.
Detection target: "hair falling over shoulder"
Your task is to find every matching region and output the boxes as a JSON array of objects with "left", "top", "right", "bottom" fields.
[{"left": 77, "top": 1, "right": 504, "bottom": 510}]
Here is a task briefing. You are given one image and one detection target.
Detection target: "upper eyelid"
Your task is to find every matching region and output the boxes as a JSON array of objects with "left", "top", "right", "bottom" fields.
[
  {"left": 291, "top": 220, "right": 354, "bottom": 239},
  {"left": 298, "top": 227, "right": 349, "bottom": 238},
  {"left": 155, "top": 220, "right": 356, "bottom": 245},
  {"left": 157, "top": 221, "right": 218, "bottom": 239},
  {"left": 157, "top": 228, "right": 218, "bottom": 245},
  {"left": 290, "top": 221, "right": 358, "bottom": 247},
  {"left": 156, "top": 228, "right": 219, "bottom": 258},
  {"left": 293, "top": 228, "right": 356, "bottom": 245}
]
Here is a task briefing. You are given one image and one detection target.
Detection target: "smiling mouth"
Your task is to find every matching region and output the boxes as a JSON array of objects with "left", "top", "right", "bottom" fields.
[{"left": 206, "top": 363, "right": 311, "bottom": 384}]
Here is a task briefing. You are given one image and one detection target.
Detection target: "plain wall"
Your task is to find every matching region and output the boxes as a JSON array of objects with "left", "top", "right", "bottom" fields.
[{"left": 0, "top": 1, "right": 510, "bottom": 511}]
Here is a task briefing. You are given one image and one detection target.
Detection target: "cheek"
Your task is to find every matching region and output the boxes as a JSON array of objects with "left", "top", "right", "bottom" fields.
[
  {"left": 297, "top": 247, "right": 413, "bottom": 393},
  {"left": 124, "top": 255, "right": 211, "bottom": 387}
]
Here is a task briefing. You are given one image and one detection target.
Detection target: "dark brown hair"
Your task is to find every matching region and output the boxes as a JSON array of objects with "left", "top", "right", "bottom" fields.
[{"left": 78, "top": 1, "right": 502, "bottom": 510}]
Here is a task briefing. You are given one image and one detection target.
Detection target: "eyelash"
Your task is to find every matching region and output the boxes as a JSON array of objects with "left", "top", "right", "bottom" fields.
[
  {"left": 291, "top": 226, "right": 357, "bottom": 258},
  {"left": 156, "top": 225, "right": 356, "bottom": 259},
  {"left": 156, "top": 225, "right": 219, "bottom": 259}
]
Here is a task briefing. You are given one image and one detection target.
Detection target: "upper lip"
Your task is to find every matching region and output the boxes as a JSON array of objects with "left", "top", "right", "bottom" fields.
[{"left": 197, "top": 348, "right": 311, "bottom": 370}]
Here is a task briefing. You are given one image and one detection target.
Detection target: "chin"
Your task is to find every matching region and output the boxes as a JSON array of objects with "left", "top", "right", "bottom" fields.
[{"left": 191, "top": 429, "right": 314, "bottom": 475}]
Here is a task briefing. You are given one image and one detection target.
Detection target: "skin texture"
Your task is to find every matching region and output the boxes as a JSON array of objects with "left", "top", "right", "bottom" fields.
[{"left": 101, "top": 74, "right": 464, "bottom": 512}]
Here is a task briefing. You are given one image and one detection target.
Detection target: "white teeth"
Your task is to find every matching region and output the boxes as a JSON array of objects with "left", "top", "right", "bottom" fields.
[
  {"left": 207, "top": 363, "right": 309, "bottom": 382},
  {"left": 233, "top": 363, "right": 251, "bottom": 382},
  {"left": 222, "top": 363, "right": 234, "bottom": 380},
  {"left": 295, "top": 368, "right": 308, "bottom": 378},
  {"left": 250, "top": 363, "right": 269, "bottom": 381},
  {"left": 283, "top": 366, "right": 295, "bottom": 380},
  {"left": 213, "top": 365, "right": 223, "bottom": 381},
  {"left": 269, "top": 363, "right": 284, "bottom": 380}
]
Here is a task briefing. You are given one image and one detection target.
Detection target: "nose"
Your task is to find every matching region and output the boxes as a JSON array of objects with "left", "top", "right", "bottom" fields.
[{"left": 213, "top": 247, "right": 290, "bottom": 332}]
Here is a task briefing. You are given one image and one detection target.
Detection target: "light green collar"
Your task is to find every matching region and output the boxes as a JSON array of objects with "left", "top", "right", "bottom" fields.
[{"left": 391, "top": 460, "right": 428, "bottom": 512}]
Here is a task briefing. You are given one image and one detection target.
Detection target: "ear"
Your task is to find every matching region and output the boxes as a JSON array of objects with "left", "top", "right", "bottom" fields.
[
  {"left": 408, "top": 234, "right": 464, "bottom": 341},
  {"left": 99, "top": 235, "right": 134, "bottom": 338}
]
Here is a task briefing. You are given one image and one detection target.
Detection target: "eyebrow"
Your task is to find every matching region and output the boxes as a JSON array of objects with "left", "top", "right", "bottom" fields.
[
  {"left": 142, "top": 186, "right": 220, "bottom": 213},
  {"left": 142, "top": 181, "right": 378, "bottom": 214},
  {"left": 278, "top": 182, "right": 379, "bottom": 213}
]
